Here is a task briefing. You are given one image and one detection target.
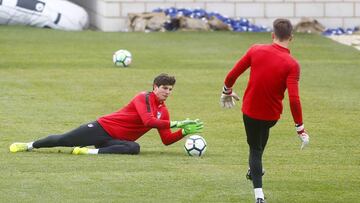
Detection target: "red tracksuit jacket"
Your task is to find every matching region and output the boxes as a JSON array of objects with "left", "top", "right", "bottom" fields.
[
  {"left": 225, "top": 43, "right": 303, "bottom": 124},
  {"left": 97, "top": 91, "right": 183, "bottom": 145}
]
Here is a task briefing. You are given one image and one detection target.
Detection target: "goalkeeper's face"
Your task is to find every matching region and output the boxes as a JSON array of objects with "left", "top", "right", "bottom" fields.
[{"left": 153, "top": 85, "right": 173, "bottom": 102}]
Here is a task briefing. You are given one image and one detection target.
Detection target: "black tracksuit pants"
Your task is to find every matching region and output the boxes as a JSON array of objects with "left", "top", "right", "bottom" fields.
[
  {"left": 33, "top": 121, "right": 140, "bottom": 154},
  {"left": 243, "top": 114, "right": 277, "bottom": 188}
]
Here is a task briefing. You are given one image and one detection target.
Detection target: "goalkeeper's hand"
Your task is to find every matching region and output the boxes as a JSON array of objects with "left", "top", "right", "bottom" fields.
[
  {"left": 296, "top": 124, "right": 310, "bottom": 150},
  {"left": 182, "top": 122, "right": 204, "bottom": 136},
  {"left": 220, "top": 86, "right": 240, "bottom": 108},
  {"left": 170, "top": 119, "right": 201, "bottom": 129}
]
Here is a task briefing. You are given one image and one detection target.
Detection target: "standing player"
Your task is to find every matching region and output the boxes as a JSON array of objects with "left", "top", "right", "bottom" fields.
[
  {"left": 10, "top": 73, "right": 203, "bottom": 155},
  {"left": 220, "top": 19, "right": 310, "bottom": 203}
]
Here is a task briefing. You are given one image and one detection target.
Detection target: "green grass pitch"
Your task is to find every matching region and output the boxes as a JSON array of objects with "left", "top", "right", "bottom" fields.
[{"left": 0, "top": 26, "right": 359, "bottom": 202}]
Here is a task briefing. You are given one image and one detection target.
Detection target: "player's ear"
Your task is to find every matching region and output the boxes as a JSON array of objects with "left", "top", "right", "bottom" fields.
[
  {"left": 271, "top": 32, "right": 275, "bottom": 40},
  {"left": 153, "top": 84, "right": 158, "bottom": 91}
]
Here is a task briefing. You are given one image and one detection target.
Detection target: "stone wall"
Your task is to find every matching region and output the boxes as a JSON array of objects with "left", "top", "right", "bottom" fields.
[{"left": 70, "top": 0, "right": 360, "bottom": 32}]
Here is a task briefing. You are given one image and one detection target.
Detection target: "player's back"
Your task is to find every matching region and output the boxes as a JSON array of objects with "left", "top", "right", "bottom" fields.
[{"left": 242, "top": 43, "right": 299, "bottom": 121}]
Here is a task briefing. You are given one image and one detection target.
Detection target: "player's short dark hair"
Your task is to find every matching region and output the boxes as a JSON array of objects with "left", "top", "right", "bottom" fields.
[
  {"left": 153, "top": 73, "right": 176, "bottom": 87},
  {"left": 273, "top": 18, "right": 293, "bottom": 41}
]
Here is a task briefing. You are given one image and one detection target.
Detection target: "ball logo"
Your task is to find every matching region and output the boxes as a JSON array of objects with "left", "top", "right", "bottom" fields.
[{"left": 87, "top": 123, "right": 94, "bottom": 128}]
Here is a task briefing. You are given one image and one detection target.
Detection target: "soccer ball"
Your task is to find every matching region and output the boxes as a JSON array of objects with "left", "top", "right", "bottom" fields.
[
  {"left": 184, "top": 135, "right": 207, "bottom": 157},
  {"left": 113, "top": 49, "right": 132, "bottom": 67}
]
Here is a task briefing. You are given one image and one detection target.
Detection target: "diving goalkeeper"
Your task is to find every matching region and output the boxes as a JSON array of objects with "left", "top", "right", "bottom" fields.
[{"left": 10, "top": 73, "right": 203, "bottom": 155}]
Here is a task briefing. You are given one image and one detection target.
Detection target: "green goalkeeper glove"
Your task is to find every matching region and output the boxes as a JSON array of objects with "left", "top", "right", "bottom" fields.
[
  {"left": 182, "top": 122, "right": 204, "bottom": 136},
  {"left": 170, "top": 119, "right": 200, "bottom": 129}
]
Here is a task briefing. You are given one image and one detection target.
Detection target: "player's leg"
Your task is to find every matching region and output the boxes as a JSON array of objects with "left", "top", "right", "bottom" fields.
[
  {"left": 95, "top": 139, "right": 140, "bottom": 155},
  {"left": 72, "top": 139, "right": 140, "bottom": 155},
  {"left": 243, "top": 115, "right": 264, "bottom": 187},
  {"left": 261, "top": 120, "right": 277, "bottom": 150},
  {"left": 243, "top": 114, "right": 277, "bottom": 202},
  {"left": 10, "top": 121, "right": 110, "bottom": 152},
  {"left": 246, "top": 119, "right": 277, "bottom": 177},
  {"left": 33, "top": 121, "right": 110, "bottom": 148}
]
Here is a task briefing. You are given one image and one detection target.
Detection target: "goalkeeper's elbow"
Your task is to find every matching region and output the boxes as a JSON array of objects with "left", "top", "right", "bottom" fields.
[
  {"left": 162, "top": 141, "right": 172, "bottom": 146},
  {"left": 161, "top": 138, "right": 174, "bottom": 146}
]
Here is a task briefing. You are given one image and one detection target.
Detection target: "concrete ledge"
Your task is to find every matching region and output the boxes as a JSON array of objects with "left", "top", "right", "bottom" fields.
[{"left": 69, "top": 0, "right": 360, "bottom": 31}]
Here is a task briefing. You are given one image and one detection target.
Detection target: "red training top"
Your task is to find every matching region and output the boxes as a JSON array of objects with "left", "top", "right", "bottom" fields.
[
  {"left": 224, "top": 43, "right": 303, "bottom": 124},
  {"left": 97, "top": 91, "right": 183, "bottom": 145}
]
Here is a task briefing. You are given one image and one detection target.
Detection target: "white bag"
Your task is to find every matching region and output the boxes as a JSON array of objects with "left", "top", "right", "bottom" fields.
[{"left": 0, "top": 0, "right": 88, "bottom": 31}]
